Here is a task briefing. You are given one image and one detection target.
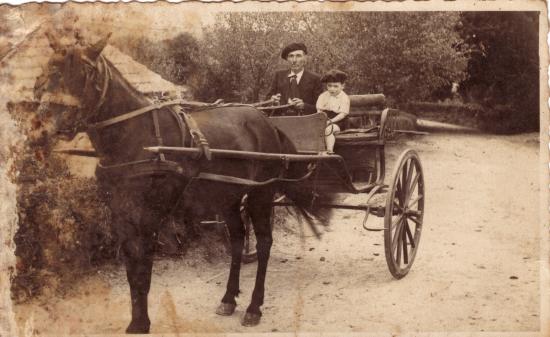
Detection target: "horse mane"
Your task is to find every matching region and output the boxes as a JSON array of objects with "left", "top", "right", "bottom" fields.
[{"left": 101, "top": 54, "right": 149, "bottom": 104}]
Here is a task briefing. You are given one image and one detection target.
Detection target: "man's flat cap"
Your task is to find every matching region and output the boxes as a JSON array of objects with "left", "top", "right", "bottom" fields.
[
  {"left": 321, "top": 69, "right": 348, "bottom": 83},
  {"left": 281, "top": 42, "right": 307, "bottom": 59}
]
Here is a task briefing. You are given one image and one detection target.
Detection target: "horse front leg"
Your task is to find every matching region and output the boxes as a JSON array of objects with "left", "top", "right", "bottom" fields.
[
  {"left": 121, "top": 227, "right": 155, "bottom": 334},
  {"left": 123, "top": 235, "right": 154, "bottom": 334},
  {"left": 216, "top": 203, "right": 245, "bottom": 316},
  {"left": 242, "top": 189, "right": 274, "bottom": 326}
]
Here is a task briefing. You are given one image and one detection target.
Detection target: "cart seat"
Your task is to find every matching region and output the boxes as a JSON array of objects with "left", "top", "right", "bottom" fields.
[
  {"left": 335, "top": 128, "right": 381, "bottom": 145},
  {"left": 268, "top": 112, "right": 328, "bottom": 153}
]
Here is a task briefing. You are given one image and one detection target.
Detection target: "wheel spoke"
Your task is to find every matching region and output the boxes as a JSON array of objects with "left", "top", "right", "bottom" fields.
[
  {"left": 396, "top": 176, "right": 404, "bottom": 206},
  {"left": 409, "top": 168, "right": 421, "bottom": 194},
  {"left": 405, "top": 220, "right": 415, "bottom": 248},
  {"left": 402, "top": 221, "right": 409, "bottom": 264},
  {"left": 391, "top": 216, "right": 405, "bottom": 255},
  {"left": 408, "top": 213, "right": 422, "bottom": 226},
  {"left": 401, "top": 160, "right": 409, "bottom": 196},
  {"left": 391, "top": 213, "right": 404, "bottom": 231},
  {"left": 393, "top": 200, "right": 403, "bottom": 213},
  {"left": 403, "top": 171, "right": 419, "bottom": 207},
  {"left": 404, "top": 160, "right": 414, "bottom": 195},
  {"left": 395, "top": 230, "right": 402, "bottom": 266},
  {"left": 407, "top": 194, "right": 423, "bottom": 209}
]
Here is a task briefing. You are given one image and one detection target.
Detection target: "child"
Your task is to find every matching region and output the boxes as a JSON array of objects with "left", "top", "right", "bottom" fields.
[{"left": 316, "top": 69, "right": 350, "bottom": 153}]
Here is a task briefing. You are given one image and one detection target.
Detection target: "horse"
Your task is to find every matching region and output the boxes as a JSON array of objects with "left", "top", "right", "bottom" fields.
[{"left": 34, "top": 32, "right": 327, "bottom": 334}]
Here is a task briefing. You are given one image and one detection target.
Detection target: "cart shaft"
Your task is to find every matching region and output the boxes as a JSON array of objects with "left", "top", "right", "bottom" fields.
[
  {"left": 272, "top": 201, "right": 386, "bottom": 216},
  {"left": 145, "top": 146, "right": 343, "bottom": 162}
]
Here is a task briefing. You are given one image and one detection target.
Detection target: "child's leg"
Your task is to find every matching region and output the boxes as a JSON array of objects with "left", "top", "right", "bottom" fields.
[
  {"left": 325, "top": 124, "right": 340, "bottom": 153},
  {"left": 326, "top": 133, "right": 335, "bottom": 153}
]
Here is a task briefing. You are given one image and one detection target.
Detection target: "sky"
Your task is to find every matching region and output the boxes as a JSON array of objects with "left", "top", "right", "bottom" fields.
[{"left": 0, "top": 2, "right": 217, "bottom": 46}]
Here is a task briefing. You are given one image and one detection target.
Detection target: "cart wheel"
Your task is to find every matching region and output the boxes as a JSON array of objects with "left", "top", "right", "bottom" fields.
[
  {"left": 240, "top": 195, "right": 258, "bottom": 264},
  {"left": 384, "top": 149, "right": 424, "bottom": 279}
]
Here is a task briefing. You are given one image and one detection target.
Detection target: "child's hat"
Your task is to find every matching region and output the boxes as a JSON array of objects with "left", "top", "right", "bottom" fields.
[{"left": 321, "top": 69, "right": 347, "bottom": 83}]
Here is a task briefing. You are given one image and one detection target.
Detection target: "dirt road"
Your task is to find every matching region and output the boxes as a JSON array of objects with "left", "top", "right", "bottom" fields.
[{"left": 14, "top": 133, "right": 542, "bottom": 335}]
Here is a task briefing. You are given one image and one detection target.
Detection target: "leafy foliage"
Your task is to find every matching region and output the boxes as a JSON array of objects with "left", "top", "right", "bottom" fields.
[
  {"left": 119, "top": 32, "right": 201, "bottom": 86},
  {"left": 194, "top": 12, "right": 468, "bottom": 105},
  {"left": 457, "top": 12, "right": 539, "bottom": 133}
]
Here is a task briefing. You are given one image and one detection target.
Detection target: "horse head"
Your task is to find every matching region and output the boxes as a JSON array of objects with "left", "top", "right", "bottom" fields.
[{"left": 34, "top": 31, "right": 111, "bottom": 140}]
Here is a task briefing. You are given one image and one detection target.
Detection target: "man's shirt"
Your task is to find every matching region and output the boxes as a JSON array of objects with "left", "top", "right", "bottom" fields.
[
  {"left": 288, "top": 69, "right": 304, "bottom": 84},
  {"left": 267, "top": 69, "right": 323, "bottom": 115}
]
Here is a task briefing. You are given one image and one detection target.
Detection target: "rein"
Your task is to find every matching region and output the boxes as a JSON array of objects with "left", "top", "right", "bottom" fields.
[{"left": 88, "top": 99, "right": 221, "bottom": 130}]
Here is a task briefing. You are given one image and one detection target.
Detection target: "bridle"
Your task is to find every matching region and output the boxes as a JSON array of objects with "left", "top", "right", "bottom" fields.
[
  {"left": 36, "top": 51, "right": 112, "bottom": 136},
  {"left": 80, "top": 53, "right": 111, "bottom": 118}
]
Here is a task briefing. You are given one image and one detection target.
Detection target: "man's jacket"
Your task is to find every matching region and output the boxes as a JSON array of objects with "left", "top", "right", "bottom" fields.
[{"left": 267, "top": 69, "right": 323, "bottom": 115}]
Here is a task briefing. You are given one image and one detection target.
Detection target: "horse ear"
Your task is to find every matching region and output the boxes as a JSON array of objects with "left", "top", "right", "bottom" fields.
[
  {"left": 45, "top": 30, "right": 63, "bottom": 53},
  {"left": 86, "top": 32, "right": 112, "bottom": 60}
]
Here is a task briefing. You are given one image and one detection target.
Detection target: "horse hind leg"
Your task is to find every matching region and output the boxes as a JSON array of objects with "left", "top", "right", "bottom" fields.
[
  {"left": 242, "top": 189, "right": 274, "bottom": 327},
  {"left": 216, "top": 203, "right": 245, "bottom": 316}
]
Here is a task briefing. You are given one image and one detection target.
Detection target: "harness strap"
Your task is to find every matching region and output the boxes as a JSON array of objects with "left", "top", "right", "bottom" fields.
[
  {"left": 94, "top": 56, "right": 110, "bottom": 113},
  {"left": 151, "top": 109, "right": 166, "bottom": 161},
  {"left": 197, "top": 166, "right": 316, "bottom": 186},
  {"left": 40, "top": 92, "right": 81, "bottom": 107},
  {"left": 171, "top": 105, "right": 188, "bottom": 147},
  {"left": 96, "top": 158, "right": 197, "bottom": 180},
  {"left": 88, "top": 97, "right": 213, "bottom": 160},
  {"left": 87, "top": 99, "right": 218, "bottom": 130},
  {"left": 177, "top": 109, "right": 212, "bottom": 160},
  {"left": 197, "top": 173, "right": 274, "bottom": 186}
]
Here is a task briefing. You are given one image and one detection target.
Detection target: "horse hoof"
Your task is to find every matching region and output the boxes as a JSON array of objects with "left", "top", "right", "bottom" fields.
[
  {"left": 125, "top": 320, "right": 150, "bottom": 334},
  {"left": 215, "top": 302, "right": 236, "bottom": 316},
  {"left": 241, "top": 311, "right": 261, "bottom": 327}
]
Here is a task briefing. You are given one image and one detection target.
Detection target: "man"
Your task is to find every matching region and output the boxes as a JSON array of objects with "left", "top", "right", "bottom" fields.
[{"left": 267, "top": 42, "right": 323, "bottom": 116}]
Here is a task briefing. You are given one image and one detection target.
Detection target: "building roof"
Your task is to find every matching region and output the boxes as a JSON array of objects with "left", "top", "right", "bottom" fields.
[
  {"left": 102, "top": 45, "right": 185, "bottom": 95},
  {"left": 0, "top": 15, "right": 185, "bottom": 104}
]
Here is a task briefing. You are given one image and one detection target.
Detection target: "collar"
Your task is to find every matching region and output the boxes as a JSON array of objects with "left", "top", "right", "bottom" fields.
[
  {"left": 288, "top": 69, "right": 305, "bottom": 84},
  {"left": 327, "top": 90, "right": 344, "bottom": 99}
]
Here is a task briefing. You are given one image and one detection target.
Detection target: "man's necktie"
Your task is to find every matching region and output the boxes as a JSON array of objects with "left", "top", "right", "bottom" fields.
[{"left": 289, "top": 74, "right": 299, "bottom": 99}]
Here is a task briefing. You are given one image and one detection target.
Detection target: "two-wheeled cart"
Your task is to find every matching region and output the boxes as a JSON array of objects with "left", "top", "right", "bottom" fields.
[{"left": 149, "top": 94, "right": 425, "bottom": 278}]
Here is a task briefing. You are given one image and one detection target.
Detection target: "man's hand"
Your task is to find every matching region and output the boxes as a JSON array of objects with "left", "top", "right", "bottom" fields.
[
  {"left": 271, "top": 93, "right": 281, "bottom": 104},
  {"left": 291, "top": 98, "right": 304, "bottom": 108}
]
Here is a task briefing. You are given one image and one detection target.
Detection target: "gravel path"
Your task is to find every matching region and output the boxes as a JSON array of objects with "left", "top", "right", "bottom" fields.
[{"left": 14, "top": 133, "right": 544, "bottom": 335}]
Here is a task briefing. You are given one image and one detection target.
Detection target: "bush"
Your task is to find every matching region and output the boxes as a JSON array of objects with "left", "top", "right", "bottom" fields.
[
  {"left": 12, "top": 167, "right": 116, "bottom": 301},
  {"left": 457, "top": 12, "right": 539, "bottom": 133}
]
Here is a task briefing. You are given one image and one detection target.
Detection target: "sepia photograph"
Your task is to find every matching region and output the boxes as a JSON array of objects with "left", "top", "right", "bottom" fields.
[{"left": 0, "top": 1, "right": 548, "bottom": 336}]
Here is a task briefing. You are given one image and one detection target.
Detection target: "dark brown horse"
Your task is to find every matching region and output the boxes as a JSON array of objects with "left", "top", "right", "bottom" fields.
[{"left": 34, "top": 33, "right": 326, "bottom": 333}]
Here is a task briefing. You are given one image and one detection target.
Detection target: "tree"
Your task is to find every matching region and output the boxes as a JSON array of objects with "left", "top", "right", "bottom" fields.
[
  {"left": 195, "top": 12, "right": 468, "bottom": 104},
  {"left": 297, "top": 12, "right": 468, "bottom": 103},
  {"left": 118, "top": 33, "right": 201, "bottom": 86},
  {"left": 457, "top": 12, "right": 539, "bottom": 132},
  {"left": 197, "top": 13, "right": 302, "bottom": 102}
]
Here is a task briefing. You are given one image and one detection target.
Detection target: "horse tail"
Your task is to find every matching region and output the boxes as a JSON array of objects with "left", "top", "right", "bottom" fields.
[{"left": 274, "top": 128, "right": 334, "bottom": 239}]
